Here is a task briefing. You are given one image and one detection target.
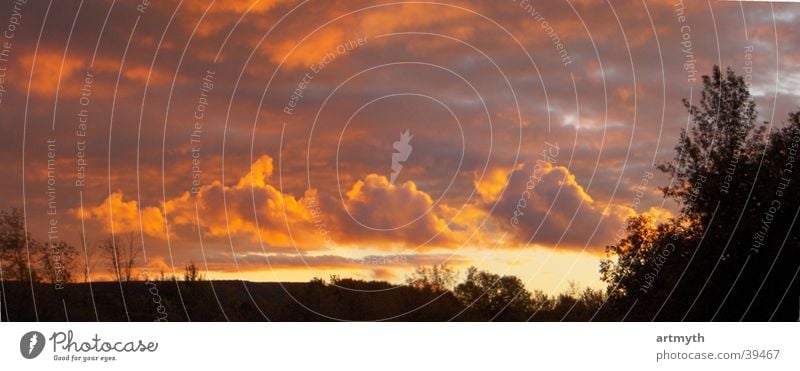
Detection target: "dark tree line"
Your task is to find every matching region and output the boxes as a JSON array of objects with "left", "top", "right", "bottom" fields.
[
  {"left": 0, "top": 209, "right": 205, "bottom": 286},
  {"left": 404, "top": 264, "right": 606, "bottom": 321},
  {"left": 0, "top": 208, "right": 82, "bottom": 286}
]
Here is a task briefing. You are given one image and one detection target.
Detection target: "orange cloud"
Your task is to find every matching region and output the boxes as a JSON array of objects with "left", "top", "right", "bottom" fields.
[
  {"left": 19, "top": 52, "right": 84, "bottom": 98},
  {"left": 261, "top": 2, "right": 479, "bottom": 69},
  {"left": 76, "top": 156, "right": 470, "bottom": 251},
  {"left": 358, "top": 3, "right": 475, "bottom": 36},
  {"left": 268, "top": 27, "right": 347, "bottom": 69},
  {"left": 183, "top": 0, "right": 289, "bottom": 38},
  {"left": 73, "top": 156, "right": 316, "bottom": 247},
  {"left": 328, "top": 174, "right": 459, "bottom": 247},
  {"left": 76, "top": 192, "right": 167, "bottom": 238},
  {"left": 75, "top": 152, "right": 668, "bottom": 255},
  {"left": 485, "top": 161, "right": 636, "bottom": 251},
  {"left": 164, "top": 155, "right": 319, "bottom": 247},
  {"left": 123, "top": 66, "right": 171, "bottom": 86}
]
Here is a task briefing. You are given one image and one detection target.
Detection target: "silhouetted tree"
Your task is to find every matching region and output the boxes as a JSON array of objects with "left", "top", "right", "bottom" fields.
[
  {"left": 97, "top": 232, "right": 140, "bottom": 282},
  {"left": 454, "top": 266, "right": 534, "bottom": 320},
  {"left": 658, "top": 66, "right": 763, "bottom": 219},
  {"left": 35, "top": 240, "right": 79, "bottom": 286},
  {"left": 405, "top": 264, "right": 457, "bottom": 292},
  {"left": 77, "top": 232, "right": 98, "bottom": 283},
  {"left": 183, "top": 261, "right": 205, "bottom": 282},
  {"left": 603, "top": 66, "right": 800, "bottom": 320},
  {"left": 0, "top": 208, "right": 37, "bottom": 282}
]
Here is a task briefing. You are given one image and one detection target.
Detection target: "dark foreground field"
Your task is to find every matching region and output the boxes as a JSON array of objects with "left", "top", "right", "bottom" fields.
[
  {"left": 1, "top": 279, "right": 614, "bottom": 322},
  {"left": 2, "top": 274, "right": 798, "bottom": 322}
]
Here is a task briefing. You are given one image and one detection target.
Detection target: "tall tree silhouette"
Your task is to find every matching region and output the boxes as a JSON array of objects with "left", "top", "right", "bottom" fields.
[
  {"left": 602, "top": 66, "right": 800, "bottom": 320},
  {"left": 97, "top": 233, "right": 140, "bottom": 282},
  {"left": 0, "top": 208, "right": 36, "bottom": 282}
]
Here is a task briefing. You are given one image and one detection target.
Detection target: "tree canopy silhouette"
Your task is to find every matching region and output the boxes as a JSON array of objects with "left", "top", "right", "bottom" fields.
[{"left": 602, "top": 66, "right": 800, "bottom": 321}]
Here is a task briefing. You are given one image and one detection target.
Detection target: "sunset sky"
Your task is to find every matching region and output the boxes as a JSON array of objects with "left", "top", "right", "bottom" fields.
[{"left": 2, "top": 0, "right": 798, "bottom": 294}]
